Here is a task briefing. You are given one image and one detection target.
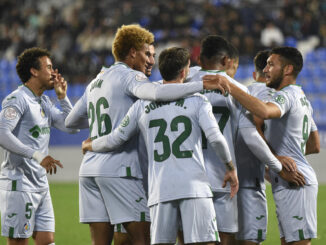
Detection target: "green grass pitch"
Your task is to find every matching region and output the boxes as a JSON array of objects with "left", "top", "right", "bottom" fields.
[{"left": 1, "top": 183, "right": 325, "bottom": 244}]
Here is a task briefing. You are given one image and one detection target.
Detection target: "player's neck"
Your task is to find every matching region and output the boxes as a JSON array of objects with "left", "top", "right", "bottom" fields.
[
  {"left": 201, "top": 64, "right": 224, "bottom": 72},
  {"left": 277, "top": 77, "right": 296, "bottom": 90},
  {"left": 24, "top": 80, "right": 44, "bottom": 97},
  {"left": 163, "top": 79, "right": 183, "bottom": 84}
]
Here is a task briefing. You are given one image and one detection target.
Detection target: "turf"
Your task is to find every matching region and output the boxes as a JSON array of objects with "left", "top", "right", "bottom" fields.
[{"left": 0, "top": 183, "right": 325, "bottom": 244}]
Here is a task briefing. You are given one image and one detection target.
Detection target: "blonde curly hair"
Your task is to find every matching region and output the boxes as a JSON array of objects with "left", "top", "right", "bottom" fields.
[{"left": 112, "top": 24, "right": 154, "bottom": 61}]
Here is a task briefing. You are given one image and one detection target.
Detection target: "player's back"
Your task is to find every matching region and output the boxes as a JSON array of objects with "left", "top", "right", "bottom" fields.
[
  {"left": 265, "top": 85, "right": 317, "bottom": 190},
  {"left": 188, "top": 69, "right": 247, "bottom": 192},
  {"left": 135, "top": 94, "right": 213, "bottom": 206},
  {"left": 80, "top": 63, "right": 144, "bottom": 179}
]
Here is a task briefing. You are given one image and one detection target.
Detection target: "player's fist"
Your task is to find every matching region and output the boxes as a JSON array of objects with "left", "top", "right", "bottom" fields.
[
  {"left": 82, "top": 138, "right": 93, "bottom": 154},
  {"left": 53, "top": 69, "right": 67, "bottom": 100}
]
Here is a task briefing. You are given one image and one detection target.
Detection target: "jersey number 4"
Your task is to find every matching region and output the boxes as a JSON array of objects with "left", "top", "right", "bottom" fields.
[{"left": 149, "top": 116, "right": 193, "bottom": 162}]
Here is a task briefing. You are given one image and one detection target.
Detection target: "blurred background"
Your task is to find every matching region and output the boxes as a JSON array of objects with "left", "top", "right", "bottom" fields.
[{"left": 0, "top": 0, "right": 325, "bottom": 181}]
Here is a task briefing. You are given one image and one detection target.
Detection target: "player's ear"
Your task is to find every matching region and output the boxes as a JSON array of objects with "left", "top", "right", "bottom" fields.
[
  {"left": 221, "top": 56, "right": 229, "bottom": 67},
  {"left": 283, "top": 64, "right": 293, "bottom": 76},
  {"left": 253, "top": 71, "right": 256, "bottom": 80},
  {"left": 30, "top": 67, "right": 38, "bottom": 77},
  {"left": 129, "top": 47, "right": 137, "bottom": 59}
]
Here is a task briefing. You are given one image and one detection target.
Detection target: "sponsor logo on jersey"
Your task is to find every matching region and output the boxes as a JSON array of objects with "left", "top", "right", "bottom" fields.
[
  {"left": 135, "top": 73, "right": 147, "bottom": 82},
  {"left": 29, "top": 125, "right": 50, "bottom": 138},
  {"left": 4, "top": 107, "right": 18, "bottom": 120},
  {"left": 120, "top": 115, "right": 130, "bottom": 127},
  {"left": 275, "top": 95, "right": 285, "bottom": 105}
]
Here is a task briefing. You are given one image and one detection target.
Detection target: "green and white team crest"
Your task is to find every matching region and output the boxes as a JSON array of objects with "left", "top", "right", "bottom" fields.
[
  {"left": 120, "top": 115, "right": 130, "bottom": 127},
  {"left": 275, "top": 95, "right": 285, "bottom": 104},
  {"left": 29, "top": 125, "right": 50, "bottom": 138}
]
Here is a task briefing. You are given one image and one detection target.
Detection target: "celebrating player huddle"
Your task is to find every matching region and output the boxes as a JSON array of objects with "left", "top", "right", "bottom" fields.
[{"left": 0, "top": 24, "right": 320, "bottom": 245}]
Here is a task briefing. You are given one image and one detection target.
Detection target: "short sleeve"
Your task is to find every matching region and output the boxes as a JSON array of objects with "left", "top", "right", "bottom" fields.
[{"left": 267, "top": 91, "right": 291, "bottom": 117}]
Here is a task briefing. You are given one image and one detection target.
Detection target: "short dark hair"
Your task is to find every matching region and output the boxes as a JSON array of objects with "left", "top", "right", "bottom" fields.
[
  {"left": 270, "top": 47, "right": 303, "bottom": 78},
  {"left": 254, "top": 50, "right": 270, "bottom": 76},
  {"left": 200, "top": 35, "right": 229, "bottom": 65},
  {"left": 228, "top": 42, "right": 239, "bottom": 60},
  {"left": 16, "top": 47, "right": 51, "bottom": 83},
  {"left": 159, "top": 47, "right": 190, "bottom": 81}
]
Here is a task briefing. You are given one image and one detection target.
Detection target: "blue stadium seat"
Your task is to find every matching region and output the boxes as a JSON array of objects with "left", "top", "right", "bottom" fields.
[{"left": 284, "top": 36, "right": 297, "bottom": 47}]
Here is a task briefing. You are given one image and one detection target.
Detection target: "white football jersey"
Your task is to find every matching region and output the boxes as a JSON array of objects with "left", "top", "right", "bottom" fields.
[
  {"left": 188, "top": 69, "right": 253, "bottom": 192},
  {"left": 0, "top": 85, "right": 74, "bottom": 192},
  {"left": 112, "top": 94, "right": 225, "bottom": 206},
  {"left": 265, "top": 85, "right": 318, "bottom": 192}
]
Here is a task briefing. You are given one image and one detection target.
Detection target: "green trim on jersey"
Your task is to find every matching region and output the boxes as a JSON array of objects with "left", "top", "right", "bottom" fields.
[
  {"left": 215, "top": 231, "right": 219, "bottom": 241},
  {"left": 280, "top": 84, "right": 301, "bottom": 91},
  {"left": 140, "top": 212, "right": 145, "bottom": 221},
  {"left": 9, "top": 227, "right": 14, "bottom": 238},
  {"left": 199, "top": 69, "right": 225, "bottom": 73},
  {"left": 11, "top": 180, "right": 17, "bottom": 191},
  {"left": 299, "top": 229, "right": 305, "bottom": 240}
]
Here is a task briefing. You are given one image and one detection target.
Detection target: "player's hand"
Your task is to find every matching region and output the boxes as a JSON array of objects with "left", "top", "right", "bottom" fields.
[
  {"left": 276, "top": 155, "right": 297, "bottom": 172},
  {"left": 53, "top": 69, "right": 67, "bottom": 100},
  {"left": 278, "top": 168, "right": 306, "bottom": 187},
  {"left": 202, "top": 74, "right": 230, "bottom": 96},
  {"left": 40, "top": 155, "right": 63, "bottom": 175},
  {"left": 222, "top": 168, "right": 239, "bottom": 198},
  {"left": 82, "top": 138, "right": 93, "bottom": 154}
]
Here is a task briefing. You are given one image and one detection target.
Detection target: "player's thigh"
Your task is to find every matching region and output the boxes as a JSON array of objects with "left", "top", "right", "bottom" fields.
[
  {"left": 213, "top": 192, "right": 238, "bottom": 233},
  {"left": 0, "top": 190, "right": 38, "bottom": 239},
  {"left": 236, "top": 188, "right": 267, "bottom": 243},
  {"left": 33, "top": 190, "right": 55, "bottom": 233},
  {"left": 32, "top": 231, "right": 54, "bottom": 245},
  {"left": 96, "top": 177, "right": 150, "bottom": 224},
  {"left": 150, "top": 201, "right": 179, "bottom": 244},
  {"left": 273, "top": 185, "right": 317, "bottom": 243},
  {"left": 79, "top": 177, "right": 110, "bottom": 223},
  {"left": 180, "top": 197, "right": 219, "bottom": 244}
]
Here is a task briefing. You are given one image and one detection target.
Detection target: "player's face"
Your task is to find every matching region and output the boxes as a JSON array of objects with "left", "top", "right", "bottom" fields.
[
  {"left": 226, "top": 58, "right": 239, "bottom": 78},
  {"left": 36, "top": 56, "right": 55, "bottom": 90},
  {"left": 133, "top": 43, "right": 153, "bottom": 75},
  {"left": 145, "top": 45, "right": 156, "bottom": 77},
  {"left": 263, "top": 54, "right": 284, "bottom": 89}
]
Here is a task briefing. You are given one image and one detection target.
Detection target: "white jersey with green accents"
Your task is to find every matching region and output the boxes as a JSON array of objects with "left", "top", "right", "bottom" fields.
[
  {"left": 265, "top": 85, "right": 318, "bottom": 192},
  {"left": 78, "top": 62, "right": 204, "bottom": 178},
  {"left": 80, "top": 63, "right": 144, "bottom": 178},
  {"left": 235, "top": 82, "right": 275, "bottom": 189},
  {"left": 114, "top": 94, "right": 221, "bottom": 206},
  {"left": 188, "top": 69, "right": 253, "bottom": 192},
  {"left": 0, "top": 85, "right": 75, "bottom": 192}
]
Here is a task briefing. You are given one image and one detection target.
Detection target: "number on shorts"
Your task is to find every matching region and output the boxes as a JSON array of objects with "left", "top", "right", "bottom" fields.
[{"left": 25, "top": 203, "right": 32, "bottom": 219}]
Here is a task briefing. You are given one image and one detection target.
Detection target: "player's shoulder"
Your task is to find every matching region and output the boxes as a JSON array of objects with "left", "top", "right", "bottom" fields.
[
  {"left": 186, "top": 93, "right": 210, "bottom": 104},
  {"left": 2, "top": 86, "right": 27, "bottom": 107}
]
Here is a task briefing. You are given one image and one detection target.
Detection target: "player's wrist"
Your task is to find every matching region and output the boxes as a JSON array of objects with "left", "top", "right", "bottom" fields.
[
  {"left": 225, "top": 161, "right": 235, "bottom": 171},
  {"left": 32, "top": 151, "right": 47, "bottom": 164}
]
